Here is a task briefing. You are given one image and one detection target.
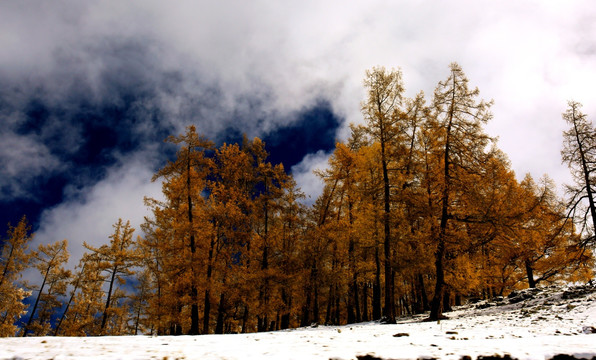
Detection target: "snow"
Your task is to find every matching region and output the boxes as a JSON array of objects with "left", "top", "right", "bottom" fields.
[{"left": 2, "top": 285, "right": 596, "bottom": 360}]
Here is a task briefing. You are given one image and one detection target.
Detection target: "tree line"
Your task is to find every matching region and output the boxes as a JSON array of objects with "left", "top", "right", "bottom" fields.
[{"left": 1, "top": 63, "right": 594, "bottom": 337}]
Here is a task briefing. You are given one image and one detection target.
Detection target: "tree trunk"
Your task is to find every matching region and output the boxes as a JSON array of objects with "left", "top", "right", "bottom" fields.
[
  {"left": 134, "top": 301, "right": 142, "bottom": 335},
  {"left": 55, "top": 263, "right": 86, "bottom": 336},
  {"left": 430, "top": 84, "right": 455, "bottom": 321},
  {"left": 258, "top": 187, "right": 270, "bottom": 332},
  {"left": 215, "top": 293, "right": 225, "bottom": 334},
  {"left": 373, "top": 246, "right": 382, "bottom": 320},
  {"left": 241, "top": 304, "right": 249, "bottom": 333},
  {"left": 430, "top": 237, "right": 445, "bottom": 320},
  {"left": 0, "top": 243, "right": 16, "bottom": 289},
  {"left": 203, "top": 228, "right": 216, "bottom": 334},
  {"left": 442, "top": 287, "right": 452, "bottom": 313},
  {"left": 525, "top": 260, "right": 536, "bottom": 288},
  {"left": 187, "top": 152, "right": 200, "bottom": 335},
  {"left": 313, "top": 281, "right": 320, "bottom": 325},
  {"left": 203, "top": 289, "right": 211, "bottom": 334},
  {"left": 23, "top": 264, "right": 51, "bottom": 337},
  {"left": 325, "top": 283, "right": 333, "bottom": 325},
  {"left": 301, "top": 269, "right": 313, "bottom": 327},
  {"left": 347, "top": 198, "right": 360, "bottom": 324},
  {"left": 419, "top": 273, "right": 430, "bottom": 311},
  {"left": 301, "top": 294, "right": 311, "bottom": 327},
  {"left": 100, "top": 264, "right": 118, "bottom": 333},
  {"left": 347, "top": 258, "right": 356, "bottom": 323},
  {"left": 430, "top": 177, "right": 449, "bottom": 321},
  {"left": 335, "top": 284, "right": 341, "bottom": 325},
  {"left": 362, "top": 283, "right": 369, "bottom": 321},
  {"left": 572, "top": 111, "right": 596, "bottom": 239},
  {"left": 381, "top": 142, "right": 395, "bottom": 323},
  {"left": 280, "top": 288, "right": 290, "bottom": 330}
]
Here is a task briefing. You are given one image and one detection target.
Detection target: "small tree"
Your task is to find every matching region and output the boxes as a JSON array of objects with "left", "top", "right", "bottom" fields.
[
  {"left": 22, "top": 239, "right": 70, "bottom": 336},
  {"left": 516, "top": 175, "right": 592, "bottom": 287},
  {"left": 562, "top": 101, "right": 596, "bottom": 248},
  {"left": 127, "top": 268, "right": 153, "bottom": 335},
  {"left": 0, "top": 217, "right": 34, "bottom": 337},
  {"left": 57, "top": 253, "right": 105, "bottom": 336},
  {"left": 54, "top": 257, "right": 88, "bottom": 336},
  {"left": 84, "top": 219, "right": 137, "bottom": 335}
]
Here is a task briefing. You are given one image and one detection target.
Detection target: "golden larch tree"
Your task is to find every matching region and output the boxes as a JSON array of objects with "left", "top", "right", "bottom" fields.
[{"left": 0, "top": 217, "right": 34, "bottom": 337}]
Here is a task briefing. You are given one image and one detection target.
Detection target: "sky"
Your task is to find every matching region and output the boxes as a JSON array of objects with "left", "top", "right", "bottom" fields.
[{"left": 1, "top": 0, "right": 596, "bottom": 269}]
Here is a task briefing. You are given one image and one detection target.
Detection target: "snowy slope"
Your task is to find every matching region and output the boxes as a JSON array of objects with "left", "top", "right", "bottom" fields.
[{"left": 1, "top": 285, "right": 596, "bottom": 360}]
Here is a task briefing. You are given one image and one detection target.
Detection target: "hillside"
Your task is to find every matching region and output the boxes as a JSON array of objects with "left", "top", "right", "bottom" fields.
[{"left": 1, "top": 284, "right": 595, "bottom": 360}]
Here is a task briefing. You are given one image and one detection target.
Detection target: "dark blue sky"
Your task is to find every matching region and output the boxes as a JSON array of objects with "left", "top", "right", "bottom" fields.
[
  {"left": 0, "top": 76, "right": 341, "bottom": 241},
  {"left": 0, "top": 30, "right": 346, "bottom": 250}
]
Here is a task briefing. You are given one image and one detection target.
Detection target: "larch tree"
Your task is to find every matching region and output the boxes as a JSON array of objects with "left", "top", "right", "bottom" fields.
[
  {"left": 562, "top": 101, "right": 596, "bottom": 249},
  {"left": 54, "top": 257, "right": 88, "bottom": 336},
  {"left": 207, "top": 141, "right": 254, "bottom": 334},
  {"left": 139, "top": 198, "right": 177, "bottom": 335},
  {"left": 57, "top": 252, "right": 106, "bottom": 336},
  {"left": 361, "top": 66, "right": 406, "bottom": 323},
  {"left": 246, "top": 138, "right": 290, "bottom": 332},
  {"left": 448, "top": 149, "right": 524, "bottom": 300},
  {"left": 318, "top": 130, "right": 373, "bottom": 324},
  {"left": 515, "top": 175, "right": 592, "bottom": 288},
  {"left": 303, "top": 190, "right": 337, "bottom": 326},
  {"left": 318, "top": 144, "right": 353, "bottom": 327},
  {"left": 84, "top": 219, "right": 137, "bottom": 335},
  {"left": 276, "top": 177, "right": 307, "bottom": 329},
  {"left": 151, "top": 125, "right": 214, "bottom": 335},
  {"left": 127, "top": 268, "right": 154, "bottom": 335},
  {"left": 22, "top": 239, "right": 70, "bottom": 336},
  {"left": 333, "top": 142, "right": 361, "bottom": 324},
  {"left": 355, "top": 141, "right": 385, "bottom": 320},
  {"left": 0, "top": 217, "right": 34, "bottom": 337},
  {"left": 428, "top": 62, "right": 493, "bottom": 320}
]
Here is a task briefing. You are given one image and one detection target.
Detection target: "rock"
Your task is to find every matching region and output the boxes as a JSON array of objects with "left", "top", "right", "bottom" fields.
[
  {"left": 509, "top": 287, "right": 542, "bottom": 303},
  {"left": 356, "top": 354, "right": 384, "bottom": 360},
  {"left": 392, "top": 333, "right": 409, "bottom": 337},
  {"left": 562, "top": 284, "right": 596, "bottom": 299},
  {"left": 582, "top": 326, "right": 596, "bottom": 334},
  {"left": 477, "top": 355, "right": 518, "bottom": 360},
  {"left": 549, "top": 355, "right": 596, "bottom": 360},
  {"left": 379, "top": 316, "right": 396, "bottom": 324},
  {"left": 476, "top": 302, "right": 496, "bottom": 309}
]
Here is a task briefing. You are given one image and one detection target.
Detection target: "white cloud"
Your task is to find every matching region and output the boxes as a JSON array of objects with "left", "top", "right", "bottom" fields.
[
  {"left": 0, "top": 132, "right": 63, "bottom": 200},
  {"left": 33, "top": 152, "right": 163, "bottom": 269},
  {"left": 291, "top": 150, "right": 332, "bottom": 205}
]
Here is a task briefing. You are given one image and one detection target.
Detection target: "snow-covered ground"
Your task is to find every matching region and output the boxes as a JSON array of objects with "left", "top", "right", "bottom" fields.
[{"left": 2, "top": 285, "right": 596, "bottom": 360}]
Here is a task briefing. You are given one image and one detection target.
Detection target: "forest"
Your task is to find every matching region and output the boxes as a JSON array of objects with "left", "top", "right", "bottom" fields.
[{"left": 1, "top": 63, "right": 594, "bottom": 337}]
